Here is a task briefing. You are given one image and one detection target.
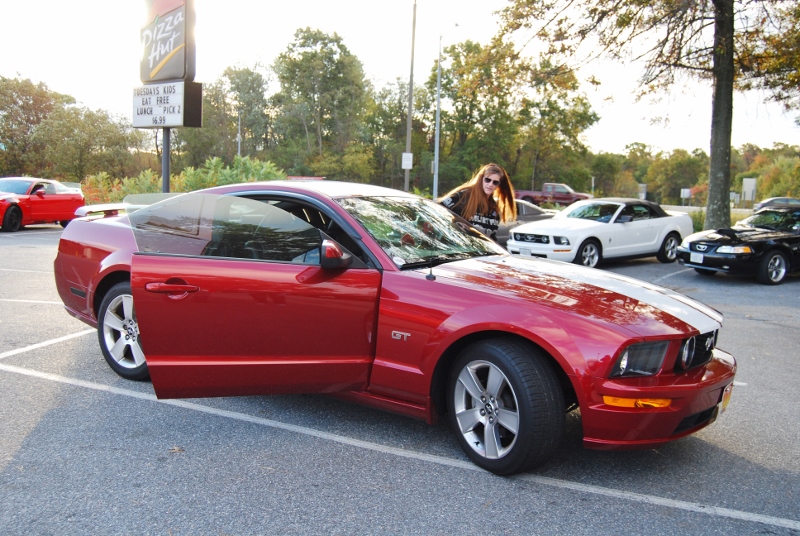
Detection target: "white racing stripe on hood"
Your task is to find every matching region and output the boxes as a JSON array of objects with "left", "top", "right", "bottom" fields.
[{"left": 501, "top": 256, "right": 723, "bottom": 334}]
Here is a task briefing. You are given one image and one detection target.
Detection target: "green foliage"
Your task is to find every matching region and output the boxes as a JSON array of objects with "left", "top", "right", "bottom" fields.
[
  {"left": 690, "top": 209, "right": 705, "bottom": 233},
  {"left": 82, "top": 157, "right": 285, "bottom": 204}
]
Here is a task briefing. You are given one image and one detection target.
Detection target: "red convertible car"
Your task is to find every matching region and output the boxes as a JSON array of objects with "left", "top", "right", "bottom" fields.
[
  {"left": 0, "top": 177, "right": 85, "bottom": 232},
  {"left": 54, "top": 181, "right": 736, "bottom": 475}
]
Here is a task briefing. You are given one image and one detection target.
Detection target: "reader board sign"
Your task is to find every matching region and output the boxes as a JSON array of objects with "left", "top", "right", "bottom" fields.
[{"left": 132, "top": 81, "right": 202, "bottom": 128}]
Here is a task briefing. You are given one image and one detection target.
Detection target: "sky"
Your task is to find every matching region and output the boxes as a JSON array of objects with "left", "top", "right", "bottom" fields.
[{"left": 2, "top": 0, "right": 798, "bottom": 155}]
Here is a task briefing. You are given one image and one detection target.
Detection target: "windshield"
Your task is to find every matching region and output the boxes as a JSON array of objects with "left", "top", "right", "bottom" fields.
[
  {"left": 337, "top": 196, "right": 506, "bottom": 268},
  {"left": 560, "top": 202, "right": 621, "bottom": 223},
  {"left": 737, "top": 209, "right": 800, "bottom": 231},
  {"left": 0, "top": 179, "right": 33, "bottom": 195}
]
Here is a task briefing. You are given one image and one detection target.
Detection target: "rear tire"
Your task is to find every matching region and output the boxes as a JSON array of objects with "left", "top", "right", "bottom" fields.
[
  {"left": 656, "top": 233, "right": 680, "bottom": 263},
  {"left": 447, "top": 339, "right": 564, "bottom": 475},
  {"left": 756, "top": 250, "right": 788, "bottom": 285},
  {"left": 97, "top": 282, "right": 149, "bottom": 380},
  {"left": 2, "top": 206, "right": 22, "bottom": 232},
  {"left": 573, "top": 239, "right": 601, "bottom": 268},
  {"left": 60, "top": 220, "right": 71, "bottom": 228}
]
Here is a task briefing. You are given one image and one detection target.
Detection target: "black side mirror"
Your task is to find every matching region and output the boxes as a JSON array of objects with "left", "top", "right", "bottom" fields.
[
  {"left": 320, "top": 239, "right": 353, "bottom": 269},
  {"left": 616, "top": 214, "right": 633, "bottom": 223}
]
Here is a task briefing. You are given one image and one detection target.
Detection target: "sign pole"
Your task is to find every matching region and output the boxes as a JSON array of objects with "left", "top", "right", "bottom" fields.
[{"left": 162, "top": 127, "right": 170, "bottom": 193}]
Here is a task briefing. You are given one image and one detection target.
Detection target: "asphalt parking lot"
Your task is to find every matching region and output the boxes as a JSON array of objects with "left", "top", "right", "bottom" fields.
[{"left": 1, "top": 225, "right": 798, "bottom": 535}]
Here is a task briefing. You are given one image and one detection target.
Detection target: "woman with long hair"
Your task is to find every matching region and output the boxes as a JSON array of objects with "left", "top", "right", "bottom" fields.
[{"left": 438, "top": 163, "right": 517, "bottom": 241}]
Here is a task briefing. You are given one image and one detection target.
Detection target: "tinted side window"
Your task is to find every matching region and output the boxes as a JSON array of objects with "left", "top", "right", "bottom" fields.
[
  {"left": 131, "top": 193, "right": 321, "bottom": 264},
  {"left": 203, "top": 197, "right": 321, "bottom": 263}
]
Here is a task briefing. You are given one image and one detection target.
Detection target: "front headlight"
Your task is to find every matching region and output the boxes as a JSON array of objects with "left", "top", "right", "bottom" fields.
[
  {"left": 610, "top": 341, "right": 670, "bottom": 378},
  {"left": 717, "top": 245, "right": 753, "bottom": 254},
  {"left": 553, "top": 236, "right": 570, "bottom": 245}
]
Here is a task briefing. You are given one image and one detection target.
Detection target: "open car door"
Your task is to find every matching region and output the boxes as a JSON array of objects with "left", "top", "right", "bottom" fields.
[{"left": 129, "top": 192, "right": 381, "bottom": 399}]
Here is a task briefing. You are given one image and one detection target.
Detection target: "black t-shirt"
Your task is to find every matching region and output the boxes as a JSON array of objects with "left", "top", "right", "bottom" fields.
[{"left": 440, "top": 190, "right": 500, "bottom": 240}]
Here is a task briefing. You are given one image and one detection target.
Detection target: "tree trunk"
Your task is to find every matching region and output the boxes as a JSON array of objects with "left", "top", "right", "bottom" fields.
[{"left": 706, "top": 0, "right": 734, "bottom": 230}]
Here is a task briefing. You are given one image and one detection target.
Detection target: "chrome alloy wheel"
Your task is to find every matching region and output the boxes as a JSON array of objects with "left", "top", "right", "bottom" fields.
[
  {"left": 101, "top": 293, "right": 145, "bottom": 370},
  {"left": 664, "top": 235, "right": 679, "bottom": 261},
  {"left": 452, "top": 360, "right": 520, "bottom": 460},
  {"left": 766, "top": 254, "right": 787, "bottom": 283},
  {"left": 579, "top": 242, "right": 600, "bottom": 267}
]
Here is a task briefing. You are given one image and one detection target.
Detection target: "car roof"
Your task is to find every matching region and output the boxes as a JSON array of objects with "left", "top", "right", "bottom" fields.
[
  {"left": 571, "top": 197, "right": 669, "bottom": 215},
  {"left": 208, "top": 180, "right": 419, "bottom": 200}
]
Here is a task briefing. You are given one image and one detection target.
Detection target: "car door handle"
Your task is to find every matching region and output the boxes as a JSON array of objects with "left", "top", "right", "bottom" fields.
[{"left": 144, "top": 282, "right": 200, "bottom": 294}]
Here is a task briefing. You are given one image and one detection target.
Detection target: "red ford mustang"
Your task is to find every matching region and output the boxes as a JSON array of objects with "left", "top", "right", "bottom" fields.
[
  {"left": 0, "top": 177, "right": 85, "bottom": 232},
  {"left": 54, "top": 181, "right": 736, "bottom": 475}
]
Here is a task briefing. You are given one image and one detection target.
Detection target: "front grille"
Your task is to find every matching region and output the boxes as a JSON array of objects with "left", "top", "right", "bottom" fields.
[
  {"left": 515, "top": 233, "right": 549, "bottom": 244},
  {"left": 691, "top": 242, "right": 716, "bottom": 253},
  {"left": 675, "top": 331, "right": 716, "bottom": 372},
  {"left": 674, "top": 406, "right": 717, "bottom": 434}
]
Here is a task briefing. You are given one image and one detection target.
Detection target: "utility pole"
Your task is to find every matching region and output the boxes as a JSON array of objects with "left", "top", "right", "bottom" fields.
[{"left": 403, "top": 0, "right": 417, "bottom": 192}]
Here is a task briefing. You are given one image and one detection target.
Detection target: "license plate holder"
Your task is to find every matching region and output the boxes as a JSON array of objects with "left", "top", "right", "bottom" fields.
[{"left": 690, "top": 252, "right": 704, "bottom": 264}]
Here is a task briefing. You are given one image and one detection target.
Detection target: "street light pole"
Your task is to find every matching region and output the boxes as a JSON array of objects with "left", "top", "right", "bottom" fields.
[
  {"left": 404, "top": 0, "right": 417, "bottom": 192},
  {"left": 433, "top": 35, "right": 442, "bottom": 199}
]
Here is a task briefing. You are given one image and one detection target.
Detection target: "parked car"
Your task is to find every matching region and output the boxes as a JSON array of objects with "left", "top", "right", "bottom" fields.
[
  {"left": 506, "top": 198, "right": 693, "bottom": 268},
  {"left": 54, "top": 181, "right": 735, "bottom": 475},
  {"left": 495, "top": 199, "right": 558, "bottom": 247},
  {"left": 0, "top": 177, "right": 85, "bottom": 232},
  {"left": 514, "top": 183, "right": 592, "bottom": 206},
  {"left": 753, "top": 197, "right": 800, "bottom": 211},
  {"left": 677, "top": 206, "right": 800, "bottom": 284}
]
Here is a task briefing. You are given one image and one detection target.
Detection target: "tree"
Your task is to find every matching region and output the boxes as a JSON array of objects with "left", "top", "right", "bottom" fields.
[
  {"left": 511, "top": 59, "right": 598, "bottom": 191},
  {"left": 364, "top": 79, "right": 424, "bottom": 189},
  {"left": 272, "top": 28, "right": 368, "bottom": 157},
  {"left": 590, "top": 153, "right": 624, "bottom": 197},
  {"left": 423, "top": 39, "right": 521, "bottom": 186},
  {"left": 0, "top": 77, "right": 73, "bottom": 176},
  {"left": 173, "top": 80, "right": 237, "bottom": 169},
  {"left": 644, "top": 149, "right": 709, "bottom": 205},
  {"left": 31, "top": 106, "right": 144, "bottom": 181},
  {"left": 747, "top": 3, "right": 800, "bottom": 110},
  {"left": 223, "top": 65, "right": 271, "bottom": 156},
  {"left": 500, "top": 0, "right": 792, "bottom": 229}
]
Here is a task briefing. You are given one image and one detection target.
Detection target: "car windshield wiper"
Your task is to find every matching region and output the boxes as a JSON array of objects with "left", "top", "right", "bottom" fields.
[{"left": 400, "top": 252, "right": 482, "bottom": 270}]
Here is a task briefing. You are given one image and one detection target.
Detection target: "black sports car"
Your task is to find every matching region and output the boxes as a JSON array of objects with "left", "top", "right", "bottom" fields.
[{"left": 677, "top": 207, "right": 800, "bottom": 284}]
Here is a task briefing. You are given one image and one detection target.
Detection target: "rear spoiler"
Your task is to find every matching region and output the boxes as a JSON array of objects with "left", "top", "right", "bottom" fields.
[
  {"left": 74, "top": 193, "right": 182, "bottom": 218},
  {"left": 74, "top": 203, "right": 147, "bottom": 218}
]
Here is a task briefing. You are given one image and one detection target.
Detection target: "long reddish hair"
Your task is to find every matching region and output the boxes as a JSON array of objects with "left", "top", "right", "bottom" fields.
[{"left": 440, "top": 163, "right": 517, "bottom": 223}]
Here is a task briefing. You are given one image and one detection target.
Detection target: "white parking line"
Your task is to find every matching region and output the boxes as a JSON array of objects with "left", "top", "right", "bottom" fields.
[
  {"left": 0, "top": 359, "right": 797, "bottom": 530},
  {"left": 0, "top": 299, "right": 62, "bottom": 305},
  {"left": 0, "top": 329, "right": 94, "bottom": 360},
  {"left": 0, "top": 268, "right": 53, "bottom": 274},
  {"left": 652, "top": 267, "right": 694, "bottom": 284}
]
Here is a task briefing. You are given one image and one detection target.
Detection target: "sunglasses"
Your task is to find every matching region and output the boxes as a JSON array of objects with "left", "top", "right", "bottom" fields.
[{"left": 483, "top": 176, "right": 501, "bottom": 186}]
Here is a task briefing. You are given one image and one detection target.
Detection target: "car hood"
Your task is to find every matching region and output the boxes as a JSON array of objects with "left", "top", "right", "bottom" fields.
[
  {"left": 689, "top": 227, "right": 793, "bottom": 243},
  {"left": 512, "top": 217, "right": 601, "bottom": 234},
  {"left": 432, "top": 255, "right": 722, "bottom": 336},
  {"left": 0, "top": 191, "right": 19, "bottom": 201}
]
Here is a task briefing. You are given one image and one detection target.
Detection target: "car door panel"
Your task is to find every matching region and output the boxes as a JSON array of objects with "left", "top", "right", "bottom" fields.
[{"left": 131, "top": 252, "right": 382, "bottom": 399}]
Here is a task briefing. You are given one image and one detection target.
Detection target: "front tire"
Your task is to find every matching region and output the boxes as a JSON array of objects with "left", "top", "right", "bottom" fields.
[
  {"left": 573, "top": 239, "right": 601, "bottom": 268},
  {"left": 97, "top": 282, "right": 149, "bottom": 380},
  {"left": 2, "top": 206, "right": 22, "bottom": 232},
  {"left": 656, "top": 233, "right": 680, "bottom": 263},
  {"left": 756, "top": 250, "right": 788, "bottom": 285},
  {"left": 447, "top": 339, "right": 564, "bottom": 475}
]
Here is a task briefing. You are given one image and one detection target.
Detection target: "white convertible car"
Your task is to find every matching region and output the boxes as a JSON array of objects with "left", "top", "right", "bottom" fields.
[{"left": 506, "top": 198, "right": 694, "bottom": 268}]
